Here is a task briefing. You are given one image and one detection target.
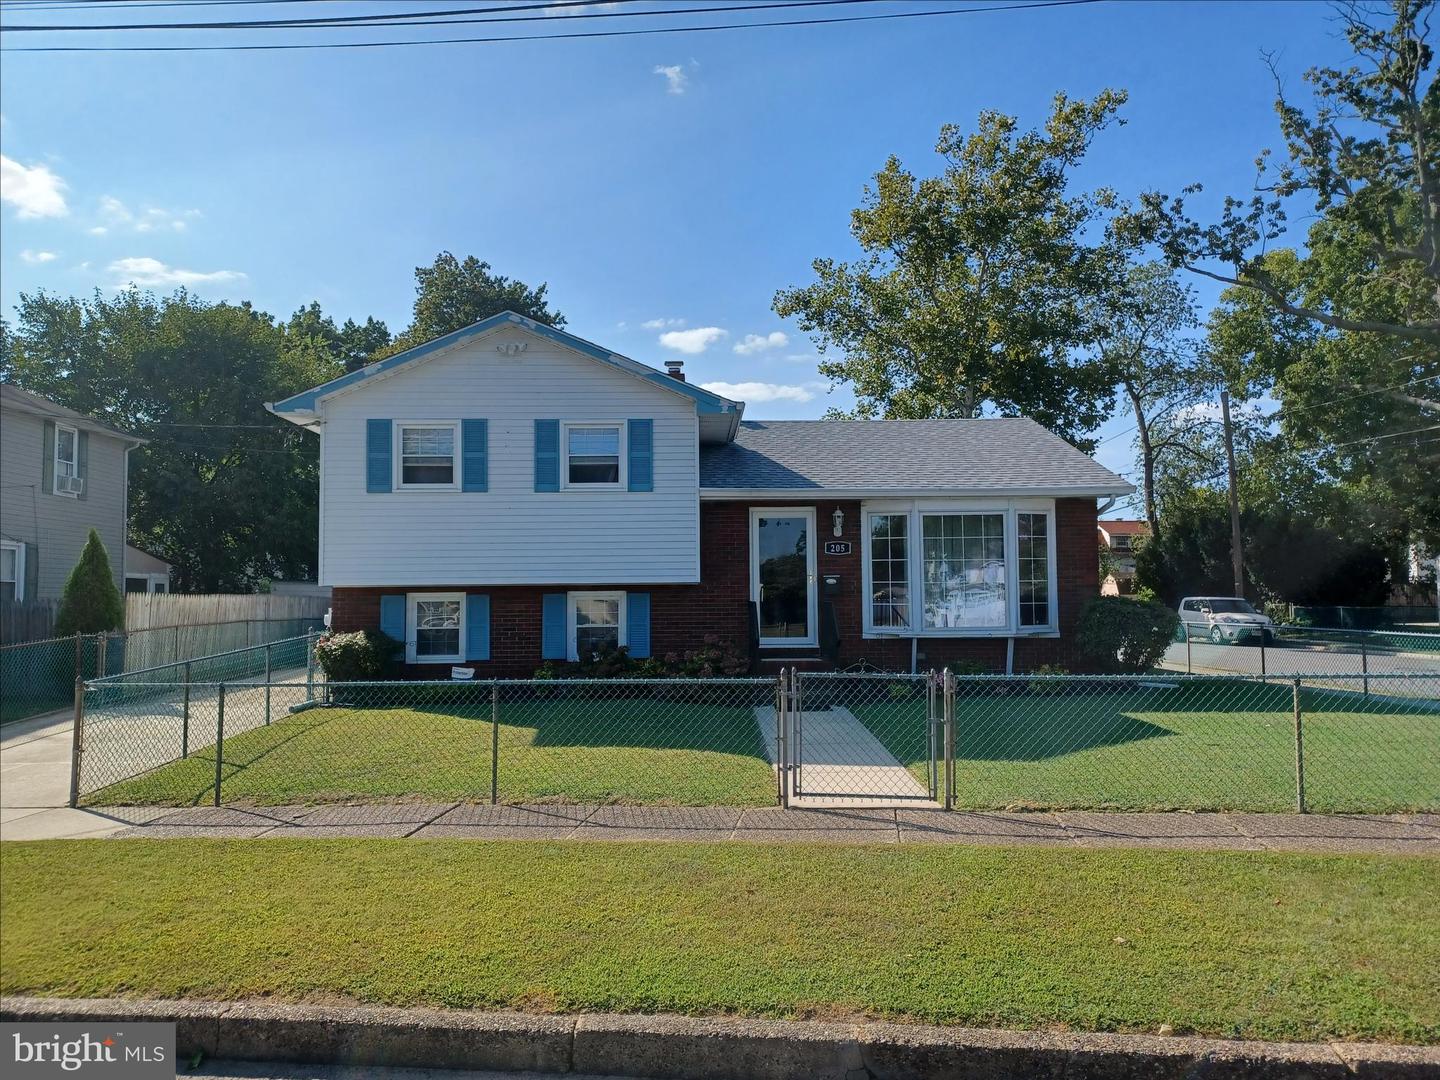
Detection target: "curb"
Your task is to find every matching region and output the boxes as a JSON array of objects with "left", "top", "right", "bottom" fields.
[{"left": 3, "top": 997, "right": 1437, "bottom": 1079}]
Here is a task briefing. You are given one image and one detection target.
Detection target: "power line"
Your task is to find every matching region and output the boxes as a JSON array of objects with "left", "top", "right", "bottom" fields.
[
  {"left": 1096, "top": 371, "right": 1440, "bottom": 451},
  {"left": 1, "top": 0, "right": 653, "bottom": 31},
  {"left": 1, "top": 0, "right": 1104, "bottom": 52},
  {"left": 2, "top": 1, "right": 900, "bottom": 35}
]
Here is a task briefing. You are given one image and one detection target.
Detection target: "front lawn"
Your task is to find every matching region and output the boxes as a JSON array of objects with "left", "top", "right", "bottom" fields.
[
  {"left": 86, "top": 697, "right": 776, "bottom": 807},
  {"left": 849, "top": 680, "right": 1439, "bottom": 813},
  {"left": 2, "top": 840, "right": 1436, "bottom": 1044}
]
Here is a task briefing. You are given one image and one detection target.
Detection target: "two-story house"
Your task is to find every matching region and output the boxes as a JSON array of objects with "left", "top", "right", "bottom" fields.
[
  {"left": 268, "top": 312, "right": 1132, "bottom": 674},
  {"left": 0, "top": 384, "right": 144, "bottom": 608}
]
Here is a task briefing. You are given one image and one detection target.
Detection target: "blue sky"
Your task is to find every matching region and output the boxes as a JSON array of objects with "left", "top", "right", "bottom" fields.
[{"left": 0, "top": 0, "right": 1349, "bottom": 501}]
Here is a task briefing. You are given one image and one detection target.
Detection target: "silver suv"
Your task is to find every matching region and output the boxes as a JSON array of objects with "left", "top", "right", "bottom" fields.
[{"left": 1178, "top": 596, "right": 1275, "bottom": 645}]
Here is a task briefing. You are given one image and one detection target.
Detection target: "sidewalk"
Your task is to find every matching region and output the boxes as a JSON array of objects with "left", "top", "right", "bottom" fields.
[{"left": 8, "top": 802, "right": 1429, "bottom": 853}]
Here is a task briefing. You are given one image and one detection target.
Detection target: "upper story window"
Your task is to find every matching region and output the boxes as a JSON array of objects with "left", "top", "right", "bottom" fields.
[
  {"left": 54, "top": 423, "right": 79, "bottom": 497},
  {"left": 398, "top": 423, "right": 457, "bottom": 488},
  {"left": 565, "top": 424, "right": 622, "bottom": 487}
]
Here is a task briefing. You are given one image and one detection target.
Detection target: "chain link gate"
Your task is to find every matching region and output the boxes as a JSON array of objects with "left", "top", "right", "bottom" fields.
[{"left": 777, "top": 669, "right": 950, "bottom": 807}]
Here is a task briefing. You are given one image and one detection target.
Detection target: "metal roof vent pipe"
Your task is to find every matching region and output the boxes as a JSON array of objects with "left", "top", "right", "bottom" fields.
[{"left": 664, "top": 359, "right": 686, "bottom": 382}]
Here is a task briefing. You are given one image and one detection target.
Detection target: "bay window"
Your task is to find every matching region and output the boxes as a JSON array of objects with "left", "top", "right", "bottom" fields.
[
  {"left": 868, "top": 513, "right": 910, "bottom": 629},
  {"left": 1017, "top": 512, "right": 1051, "bottom": 627},
  {"left": 922, "top": 512, "right": 1007, "bottom": 629},
  {"left": 863, "top": 503, "right": 1056, "bottom": 635}
]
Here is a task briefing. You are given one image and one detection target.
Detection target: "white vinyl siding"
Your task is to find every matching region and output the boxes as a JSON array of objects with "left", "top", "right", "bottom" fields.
[
  {"left": 0, "top": 407, "right": 129, "bottom": 600},
  {"left": 319, "top": 328, "right": 700, "bottom": 585}
]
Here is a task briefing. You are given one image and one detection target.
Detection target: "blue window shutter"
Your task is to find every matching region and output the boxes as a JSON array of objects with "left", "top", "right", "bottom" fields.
[
  {"left": 379, "top": 594, "right": 406, "bottom": 643},
  {"left": 534, "top": 419, "right": 559, "bottom": 492},
  {"left": 367, "top": 419, "right": 393, "bottom": 493},
  {"left": 462, "top": 419, "right": 488, "bottom": 493},
  {"left": 541, "top": 593, "right": 568, "bottom": 659},
  {"left": 627, "top": 419, "right": 653, "bottom": 492},
  {"left": 627, "top": 592, "right": 651, "bottom": 658},
  {"left": 466, "top": 594, "right": 490, "bottom": 660}
]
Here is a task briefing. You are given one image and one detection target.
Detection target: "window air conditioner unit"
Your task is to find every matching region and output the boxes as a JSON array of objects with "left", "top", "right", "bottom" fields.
[{"left": 56, "top": 475, "right": 85, "bottom": 496}]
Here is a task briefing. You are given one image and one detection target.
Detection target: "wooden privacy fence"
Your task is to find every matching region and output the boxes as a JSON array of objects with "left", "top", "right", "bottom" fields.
[
  {"left": 0, "top": 599, "right": 61, "bottom": 644},
  {"left": 125, "top": 593, "right": 327, "bottom": 631}
]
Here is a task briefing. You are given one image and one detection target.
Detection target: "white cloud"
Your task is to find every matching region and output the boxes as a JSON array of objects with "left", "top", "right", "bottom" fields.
[
  {"left": 1, "top": 155, "right": 68, "bottom": 219},
  {"left": 642, "top": 317, "right": 685, "bottom": 330},
  {"left": 733, "top": 331, "right": 789, "bottom": 356},
  {"left": 653, "top": 64, "right": 690, "bottom": 95},
  {"left": 659, "top": 326, "right": 727, "bottom": 354},
  {"left": 20, "top": 249, "right": 58, "bottom": 264},
  {"left": 699, "top": 381, "right": 816, "bottom": 404},
  {"left": 98, "top": 196, "right": 198, "bottom": 234},
  {"left": 108, "top": 256, "right": 245, "bottom": 288}
]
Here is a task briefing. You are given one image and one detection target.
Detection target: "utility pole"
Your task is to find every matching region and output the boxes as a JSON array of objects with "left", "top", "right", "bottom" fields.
[{"left": 1220, "top": 390, "right": 1245, "bottom": 598}]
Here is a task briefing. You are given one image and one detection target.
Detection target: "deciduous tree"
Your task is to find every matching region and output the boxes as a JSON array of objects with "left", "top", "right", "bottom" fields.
[{"left": 774, "top": 92, "right": 1130, "bottom": 449}]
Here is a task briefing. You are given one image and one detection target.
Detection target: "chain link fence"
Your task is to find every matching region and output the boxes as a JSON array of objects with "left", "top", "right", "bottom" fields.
[
  {"left": 1, "top": 620, "right": 323, "bottom": 726},
  {"left": 1164, "top": 622, "right": 1440, "bottom": 684},
  {"left": 70, "top": 668, "right": 1438, "bottom": 815}
]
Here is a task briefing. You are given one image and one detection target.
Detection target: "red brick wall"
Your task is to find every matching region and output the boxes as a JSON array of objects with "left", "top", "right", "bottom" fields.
[{"left": 329, "top": 497, "right": 1098, "bottom": 676}]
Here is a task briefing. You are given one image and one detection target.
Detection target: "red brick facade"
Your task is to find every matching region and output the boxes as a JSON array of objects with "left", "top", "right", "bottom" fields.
[{"left": 330, "top": 497, "right": 1098, "bottom": 676}]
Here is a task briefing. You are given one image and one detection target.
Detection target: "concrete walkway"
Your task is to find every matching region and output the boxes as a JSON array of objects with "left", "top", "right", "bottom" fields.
[
  {"left": 11, "top": 803, "right": 1420, "bottom": 853},
  {"left": 754, "top": 706, "right": 937, "bottom": 809}
]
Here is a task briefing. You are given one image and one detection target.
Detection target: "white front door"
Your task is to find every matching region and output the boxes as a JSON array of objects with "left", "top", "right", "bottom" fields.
[{"left": 750, "top": 508, "right": 817, "bottom": 648}]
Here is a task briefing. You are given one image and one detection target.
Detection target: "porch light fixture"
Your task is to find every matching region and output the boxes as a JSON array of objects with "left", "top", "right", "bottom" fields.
[{"left": 832, "top": 506, "right": 845, "bottom": 537}]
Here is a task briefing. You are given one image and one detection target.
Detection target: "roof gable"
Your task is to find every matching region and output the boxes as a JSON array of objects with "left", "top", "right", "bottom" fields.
[{"left": 267, "top": 311, "right": 740, "bottom": 423}]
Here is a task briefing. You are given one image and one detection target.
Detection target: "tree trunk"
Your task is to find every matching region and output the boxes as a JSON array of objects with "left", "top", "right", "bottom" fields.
[{"left": 1129, "top": 386, "right": 1160, "bottom": 540}]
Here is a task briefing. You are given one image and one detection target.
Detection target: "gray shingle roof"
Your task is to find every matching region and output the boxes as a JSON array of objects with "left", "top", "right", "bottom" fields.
[
  {"left": 699, "top": 418, "right": 1131, "bottom": 495},
  {"left": 0, "top": 383, "right": 143, "bottom": 443}
]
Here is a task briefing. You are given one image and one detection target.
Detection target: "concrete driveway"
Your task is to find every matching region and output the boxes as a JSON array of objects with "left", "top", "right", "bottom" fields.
[{"left": 1, "top": 709, "right": 157, "bottom": 839}]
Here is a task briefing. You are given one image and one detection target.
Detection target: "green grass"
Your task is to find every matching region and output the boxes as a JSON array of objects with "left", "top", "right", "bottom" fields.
[
  {"left": 3, "top": 840, "right": 1437, "bottom": 1043},
  {"left": 849, "top": 681, "right": 1439, "bottom": 813},
  {"left": 88, "top": 699, "right": 776, "bottom": 807}
]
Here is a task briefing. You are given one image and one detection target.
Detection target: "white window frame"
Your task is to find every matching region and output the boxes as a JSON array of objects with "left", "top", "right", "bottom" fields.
[
  {"left": 53, "top": 422, "right": 79, "bottom": 498},
  {"left": 125, "top": 572, "right": 169, "bottom": 594},
  {"left": 561, "top": 421, "right": 626, "bottom": 491},
  {"left": 860, "top": 499, "right": 1058, "bottom": 638},
  {"left": 566, "top": 590, "right": 627, "bottom": 661},
  {"left": 1, "top": 540, "right": 24, "bottom": 602},
  {"left": 406, "top": 591, "right": 465, "bottom": 664},
  {"left": 394, "top": 421, "right": 460, "bottom": 492}
]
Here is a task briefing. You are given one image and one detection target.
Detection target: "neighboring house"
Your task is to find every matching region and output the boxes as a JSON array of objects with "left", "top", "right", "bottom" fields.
[
  {"left": 1098, "top": 520, "right": 1149, "bottom": 596},
  {"left": 124, "top": 545, "right": 172, "bottom": 594},
  {"left": 0, "top": 384, "right": 144, "bottom": 603},
  {"left": 268, "top": 312, "right": 1132, "bottom": 674}
]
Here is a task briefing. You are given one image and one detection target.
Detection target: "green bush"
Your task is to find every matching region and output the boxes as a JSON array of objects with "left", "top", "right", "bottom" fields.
[
  {"left": 1075, "top": 596, "right": 1179, "bottom": 674},
  {"left": 313, "top": 629, "right": 399, "bottom": 681},
  {"left": 532, "top": 635, "right": 751, "bottom": 680},
  {"left": 54, "top": 529, "right": 124, "bottom": 636}
]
